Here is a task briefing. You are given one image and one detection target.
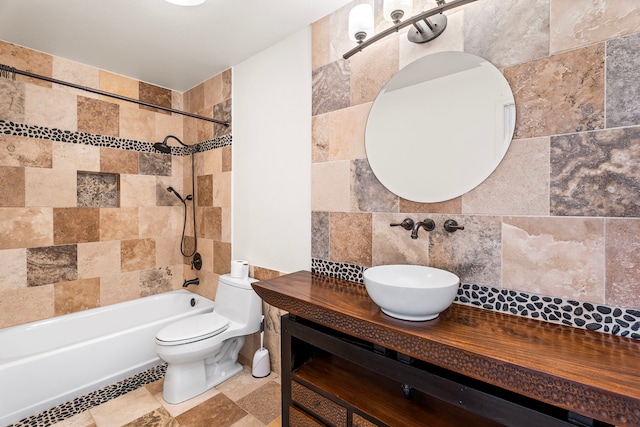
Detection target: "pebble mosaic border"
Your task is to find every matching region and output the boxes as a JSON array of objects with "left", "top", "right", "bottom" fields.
[
  {"left": 0, "top": 119, "right": 231, "bottom": 154},
  {"left": 311, "top": 258, "right": 640, "bottom": 340},
  {"left": 6, "top": 364, "right": 166, "bottom": 427}
]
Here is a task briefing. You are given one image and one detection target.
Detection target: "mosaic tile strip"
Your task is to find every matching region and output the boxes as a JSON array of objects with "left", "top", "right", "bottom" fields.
[
  {"left": 7, "top": 364, "right": 166, "bottom": 427},
  {"left": 0, "top": 120, "right": 231, "bottom": 155},
  {"left": 311, "top": 258, "right": 640, "bottom": 341}
]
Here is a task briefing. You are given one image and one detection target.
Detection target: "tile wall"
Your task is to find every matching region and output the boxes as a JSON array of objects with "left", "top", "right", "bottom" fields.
[
  {"left": 311, "top": 0, "right": 640, "bottom": 334},
  {"left": 0, "top": 40, "right": 232, "bottom": 329}
]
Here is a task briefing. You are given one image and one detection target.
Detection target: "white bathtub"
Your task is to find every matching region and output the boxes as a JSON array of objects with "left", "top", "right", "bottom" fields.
[{"left": 0, "top": 289, "right": 214, "bottom": 426}]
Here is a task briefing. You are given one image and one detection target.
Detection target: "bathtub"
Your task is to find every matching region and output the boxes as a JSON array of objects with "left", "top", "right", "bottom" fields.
[{"left": 0, "top": 289, "right": 214, "bottom": 426}]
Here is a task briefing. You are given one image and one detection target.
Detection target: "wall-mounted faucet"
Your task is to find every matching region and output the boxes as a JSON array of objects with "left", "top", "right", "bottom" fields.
[
  {"left": 183, "top": 278, "right": 200, "bottom": 287},
  {"left": 411, "top": 219, "right": 435, "bottom": 239}
]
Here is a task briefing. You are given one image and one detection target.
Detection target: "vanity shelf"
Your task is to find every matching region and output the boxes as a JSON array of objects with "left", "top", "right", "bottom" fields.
[{"left": 253, "top": 271, "right": 640, "bottom": 427}]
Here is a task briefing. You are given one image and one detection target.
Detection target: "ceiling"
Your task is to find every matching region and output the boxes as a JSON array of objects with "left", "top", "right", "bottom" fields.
[{"left": 0, "top": 0, "right": 351, "bottom": 92}]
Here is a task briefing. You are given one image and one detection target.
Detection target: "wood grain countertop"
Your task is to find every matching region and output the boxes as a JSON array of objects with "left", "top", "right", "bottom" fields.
[{"left": 252, "top": 270, "right": 640, "bottom": 427}]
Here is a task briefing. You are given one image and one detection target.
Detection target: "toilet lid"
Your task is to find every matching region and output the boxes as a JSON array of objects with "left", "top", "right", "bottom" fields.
[{"left": 156, "top": 312, "right": 230, "bottom": 345}]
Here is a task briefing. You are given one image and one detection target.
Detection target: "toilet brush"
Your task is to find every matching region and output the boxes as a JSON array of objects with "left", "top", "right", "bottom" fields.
[{"left": 252, "top": 315, "right": 270, "bottom": 378}]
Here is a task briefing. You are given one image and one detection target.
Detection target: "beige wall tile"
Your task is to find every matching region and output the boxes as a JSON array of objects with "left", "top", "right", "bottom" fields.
[
  {"left": 221, "top": 206, "right": 231, "bottom": 243},
  {"left": 54, "top": 277, "right": 100, "bottom": 315},
  {"left": 195, "top": 148, "right": 222, "bottom": 176},
  {"left": 53, "top": 141, "right": 100, "bottom": 172},
  {"left": 0, "top": 284, "right": 54, "bottom": 328},
  {"left": 372, "top": 213, "right": 429, "bottom": 266},
  {"left": 213, "top": 241, "right": 231, "bottom": 275},
  {"left": 99, "top": 70, "right": 139, "bottom": 105},
  {"left": 100, "top": 147, "right": 139, "bottom": 174},
  {"left": 155, "top": 112, "right": 183, "bottom": 143},
  {"left": 100, "top": 207, "right": 139, "bottom": 241},
  {"left": 0, "top": 166, "right": 25, "bottom": 207},
  {"left": 0, "top": 134, "right": 52, "bottom": 168},
  {"left": 330, "top": 212, "right": 372, "bottom": 266},
  {"left": 204, "top": 74, "right": 224, "bottom": 108},
  {"left": 311, "top": 161, "right": 351, "bottom": 212},
  {"left": 139, "top": 206, "right": 179, "bottom": 239},
  {"left": 121, "top": 238, "right": 156, "bottom": 272},
  {"left": 25, "top": 167, "right": 76, "bottom": 207},
  {"left": 349, "top": 37, "right": 399, "bottom": 106},
  {"left": 212, "top": 171, "right": 231, "bottom": 207},
  {"left": 550, "top": 0, "right": 640, "bottom": 54},
  {"left": 25, "top": 84, "right": 78, "bottom": 131},
  {"left": 77, "top": 96, "right": 120, "bottom": 137},
  {"left": 119, "top": 104, "right": 155, "bottom": 142},
  {"left": 155, "top": 237, "right": 183, "bottom": 267},
  {"left": 100, "top": 271, "right": 142, "bottom": 305},
  {"left": 462, "top": 137, "right": 550, "bottom": 215},
  {"left": 52, "top": 56, "right": 100, "bottom": 96},
  {"left": 0, "top": 207, "right": 53, "bottom": 249},
  {"left": 605, "top": 218, "right": 640, "bottom": 309},
  {"left": 78, "top": 240, "right": 121, "bottom": 279},
  {"left": 328, "top": 102, "right": 370, "bottom": 161},
  {"left": 312, "top": 14, "right": 331, "bottom": 71},
  {"left": 198, "top": 237, "right": 214, "bottom": 273},
  {"left": 120, "top": 174, "right": 156, "bottom": 207},
  {"left": 312, "top": 113, "right": 330, "bottom": 163},
  {"left": 0, "top": 248, "right": 27, "bottom": 291},
  {"left": 503, "top": 217, "right": 605, "bottom": 303},
  {"left": 0, "top": 40, "right": 52, "bottom": 88},
  {"left": 0, "top": 79, "right": 26, "bottom": 122},
  {"left": 53, "top": 207, "right": 100, "bottom": 244}
]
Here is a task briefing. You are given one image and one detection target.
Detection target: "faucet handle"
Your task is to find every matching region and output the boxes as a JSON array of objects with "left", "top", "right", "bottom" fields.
[
  {"left": 390, "top": 218, "right": 414, "bottom": 231},
  {"left": 444, "top": 219, "right": 464, "bottom": 232}
]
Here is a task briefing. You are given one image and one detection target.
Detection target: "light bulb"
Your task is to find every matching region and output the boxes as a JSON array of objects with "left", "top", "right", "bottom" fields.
[
  {"left": 165, "top": 0, "right": 206, "bottom": 6},
  {"left": 348, "top": 4, "right": 374, "bottom": 43}
]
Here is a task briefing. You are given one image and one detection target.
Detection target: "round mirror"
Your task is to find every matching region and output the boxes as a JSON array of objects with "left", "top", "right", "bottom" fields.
[{"left": 365, "top": 51, "right": 516, "bottom": 203}]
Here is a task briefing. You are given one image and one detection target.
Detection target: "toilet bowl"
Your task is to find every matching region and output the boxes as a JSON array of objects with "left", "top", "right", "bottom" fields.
[{"left": 155, "top": 274, "right": 262, "bottom": 404}]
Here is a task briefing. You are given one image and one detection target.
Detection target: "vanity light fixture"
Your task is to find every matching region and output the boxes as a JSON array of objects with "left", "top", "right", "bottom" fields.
[
  {"left": 165, "top": 0, "right": 206, "bottom": 6},
  {"left": 344, "top": 0, "right": 478, "bottom": 59}
]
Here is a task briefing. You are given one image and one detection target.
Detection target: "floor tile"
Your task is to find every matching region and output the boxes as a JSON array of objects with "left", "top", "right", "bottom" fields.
[
  {"left": 266, "top": 416, "right": 282, "bottom": 427},
  {"left": 175, "top": 393, "right": 247, "bottom": 427},
  {"left": 50, "top": 410, "right": 96, "bottom": 427},
  {"left": 216, "top": 365, "right": 277, "bottom": 401},
  {"left": 230, "top": 414, "right": 265, "bottom": 427},
  {"left": 153, "top": 383, "right": 221, "bottom": 418},
  {"left": 90, "top": 388, "right": 161, "bottom": 427},
  {"left": 122, "top": 407, "right": 178, "bottom": 427},
  {"left": 236, "top": 381, "right": 281, "bottom": 425}
]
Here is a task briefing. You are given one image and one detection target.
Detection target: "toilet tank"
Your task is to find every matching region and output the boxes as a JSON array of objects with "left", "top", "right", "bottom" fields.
[{"left": 215, "top": 275, "right": 262, "bottom": 334}]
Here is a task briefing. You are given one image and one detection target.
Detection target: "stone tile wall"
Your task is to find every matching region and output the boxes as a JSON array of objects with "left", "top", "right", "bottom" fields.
[
  {"left": 311, "top": 0, "right": 640, "bottom": 328},
  {"left": 0, "top": 40, "right": 232, "bottom": 328}
]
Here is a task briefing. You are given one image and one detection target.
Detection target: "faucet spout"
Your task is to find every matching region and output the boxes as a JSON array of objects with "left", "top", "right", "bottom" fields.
[
  {"left": 411, "top": 219, "right": 435, "bottom": 239},
  {"left": 183, "top": 278, "right": 200, "bottom": 287}
]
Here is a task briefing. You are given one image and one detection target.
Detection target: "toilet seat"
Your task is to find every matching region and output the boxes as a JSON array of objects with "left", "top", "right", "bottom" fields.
[{"left": 156, "top": 312, "right": 230, "bottom": 346}]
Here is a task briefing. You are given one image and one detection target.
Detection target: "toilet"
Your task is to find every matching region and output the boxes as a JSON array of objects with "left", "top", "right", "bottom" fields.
[{"left": 155, "top": 274, "right": 263, "bottom": 404}]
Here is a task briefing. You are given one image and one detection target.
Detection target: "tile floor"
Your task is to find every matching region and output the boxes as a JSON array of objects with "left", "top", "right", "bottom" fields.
[{"left": 50, "top": 366, "right": 282, "bottom": 427}]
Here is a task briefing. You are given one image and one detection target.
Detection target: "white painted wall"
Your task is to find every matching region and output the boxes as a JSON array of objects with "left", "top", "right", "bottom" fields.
[{"left": 232, "top": 27, "right": 312, "bottom": 273}]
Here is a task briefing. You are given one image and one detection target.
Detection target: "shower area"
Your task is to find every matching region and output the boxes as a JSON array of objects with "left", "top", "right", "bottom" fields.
[{"left": 0, "top": 39, "right": 233, "bottom": 328}]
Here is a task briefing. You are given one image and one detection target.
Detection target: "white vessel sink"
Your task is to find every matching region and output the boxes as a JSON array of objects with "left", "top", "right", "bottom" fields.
[{"left": 363, "top": 265, "right": 460, "bottom": 321}]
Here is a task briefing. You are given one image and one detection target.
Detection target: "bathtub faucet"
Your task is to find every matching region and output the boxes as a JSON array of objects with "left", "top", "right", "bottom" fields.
[{"left": 183, "top": 278, "right": 200, "bottom": 287}]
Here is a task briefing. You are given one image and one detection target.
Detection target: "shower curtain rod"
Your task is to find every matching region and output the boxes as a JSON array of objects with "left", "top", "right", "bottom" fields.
[{"left": 0, "top": 63, "right": 229, "bottom": 126}]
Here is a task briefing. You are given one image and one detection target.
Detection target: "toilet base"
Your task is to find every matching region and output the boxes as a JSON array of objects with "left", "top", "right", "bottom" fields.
[{"left": 162, "top": 337, "right": 245, "bottom": 404}]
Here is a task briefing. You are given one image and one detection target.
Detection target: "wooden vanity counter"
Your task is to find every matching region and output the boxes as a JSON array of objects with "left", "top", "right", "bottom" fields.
[{"left": 253, "top": 270, "right": 640, "bottom": 426}]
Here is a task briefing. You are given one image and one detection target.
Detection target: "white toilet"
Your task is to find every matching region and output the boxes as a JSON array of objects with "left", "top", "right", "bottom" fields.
[{"left": 155, "top": 274, "right": 262, "bottom": 404}]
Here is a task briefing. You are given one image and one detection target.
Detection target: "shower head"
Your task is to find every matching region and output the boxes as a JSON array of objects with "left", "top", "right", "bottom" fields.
[
  {"left": 153, "top": 135, "right": 193, "bottom": 155},
  {"left": 153, "top": 142, "right": 172, "bottom": 154}
]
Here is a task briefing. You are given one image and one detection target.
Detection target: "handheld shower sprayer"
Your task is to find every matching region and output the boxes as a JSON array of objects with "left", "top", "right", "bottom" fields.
[{"left": 166, "top": 187, "right": 192, "bottom": 204}]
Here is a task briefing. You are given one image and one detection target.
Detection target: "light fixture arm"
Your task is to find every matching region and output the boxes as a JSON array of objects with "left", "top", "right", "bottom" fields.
[{"left": 343, "top": 0, "right": 478, "bottom": 60}]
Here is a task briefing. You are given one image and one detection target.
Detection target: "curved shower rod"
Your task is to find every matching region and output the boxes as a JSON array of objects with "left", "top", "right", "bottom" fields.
[{"left": 0, "top": 63, "right": 229, "bottom": 126}]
